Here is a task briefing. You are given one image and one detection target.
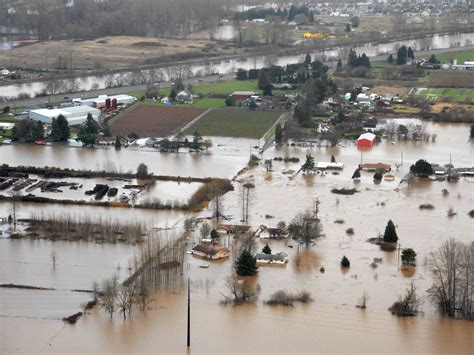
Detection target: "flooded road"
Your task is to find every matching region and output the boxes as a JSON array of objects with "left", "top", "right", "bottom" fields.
[{"left": 1, "top": 121, "right": 473, "bottom": 353}]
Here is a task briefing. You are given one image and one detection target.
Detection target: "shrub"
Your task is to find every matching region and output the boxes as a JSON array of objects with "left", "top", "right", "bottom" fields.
[
  {"left": 262, "top": 244, "right": 272, "bottom": 254},
  {"left": 373, "top": 171, "right": 383, "bottom": 181},
  {"left": 401, "top": 248, "right": 417, "bottom": 266}
]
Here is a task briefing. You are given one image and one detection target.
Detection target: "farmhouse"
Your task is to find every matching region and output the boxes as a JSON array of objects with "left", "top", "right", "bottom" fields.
[
  {"left": 216, "top": 224, "right": 252, "bottom": 234},
  {"left": 357, "top": 132, "right": 376, "bottom": 147},
  {"left": 230, "top": 91, "right": 257, "bottom": 101},
  {"left": 29, "top": 106, "right": 101, "bottom": 125},
  {"left": 255, "top": 225, "right": 289, "bottom": 239},
  {"left": 256, "top": 251, "right": 289, "bottom": 265},
  {"left": 192, "top": 244, "right": 230, "bottom": 260},
  {"left": 359, "top": 163, "right": 391, "bottom": 172}
]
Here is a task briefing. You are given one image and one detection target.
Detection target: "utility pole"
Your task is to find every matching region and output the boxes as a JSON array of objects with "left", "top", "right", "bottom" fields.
[
  {"left": 187, "top": 277, "right": 191, "bottom": 348},
  {"left": 401, "top": 152, "right": 403, "bottom": 166}
]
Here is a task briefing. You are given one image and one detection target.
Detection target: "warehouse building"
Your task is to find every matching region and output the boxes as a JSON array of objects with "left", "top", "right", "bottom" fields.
[
  {"left": 74, "top": 94, "right": 137, "bottom": 108},
  {"left": 29, "top": 106, "right": 101, "bottom": 126}
]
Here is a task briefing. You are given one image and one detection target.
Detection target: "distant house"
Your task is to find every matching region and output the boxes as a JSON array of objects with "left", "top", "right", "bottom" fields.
[
  {"left": 359, "top": 163, "right": 391, "bottom": 172},
  {"left": 357, "top": 132, "right": 376, "bottom": 147},
  {"left": 176, "top": 91, "right": 193, "bottom": 104},
  {"left": 255, "top": 225, "right": 289, "bottom": 239},
  {"left": 316, "top": 162, "right": 344, "bottom": 170},
  {"left": 192, "top": 244, "right": 230, "bottom": 260},
  {"left": 216, "top": 224, "right": 252, "bottom": 234},
  {"left": 256, "top": 251, "right": 289, "bottom": 265},
  {"left": 230, "top": 91, "right": 257, "bottom": 101}
]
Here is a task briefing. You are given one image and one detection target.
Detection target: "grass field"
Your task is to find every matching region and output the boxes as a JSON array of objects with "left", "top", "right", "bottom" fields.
[
  {"left": 436, "top": 50, "right": 474, "bottom": 65},
  {"left": 417, "top": 88, "right": 474, "bottom": 103},
  {"left": 192, "top": 80, "right": 260, "bottom": 96},
  {"left": 184, "top": 108, "right": 282, "bottom": 139}
]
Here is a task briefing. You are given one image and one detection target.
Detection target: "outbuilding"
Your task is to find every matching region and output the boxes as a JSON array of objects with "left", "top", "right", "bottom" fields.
[
  {"left": 357, "top": 132, "right": 376, "bottom": 147},
  {"left": 230, "top": 91, "right": 257, "bottom": 101}
]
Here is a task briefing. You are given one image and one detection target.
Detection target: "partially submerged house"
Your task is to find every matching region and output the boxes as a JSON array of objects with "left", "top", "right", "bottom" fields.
[
  {"left": 216, "top": 224, "right": 252, "bottom": 234},
  {"left": 316, "top": 162, "right": 344, "bottom": 170},
  {"left": 359, "top": 163, "right": 391, "bottom": 172},
  {"left": 192, "top": 244, "right": 230, "bottom": 260},
  {"left": 255, "top": 225, "right": 289, "bottom": 239},
  {"left": 256, "top": 251, "right": 289, "bottom": 265}
]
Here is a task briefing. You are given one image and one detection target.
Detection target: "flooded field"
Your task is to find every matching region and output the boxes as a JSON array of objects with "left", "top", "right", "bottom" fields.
[{"left": 1, "top": 121, "right": 473, "bottom": 353}]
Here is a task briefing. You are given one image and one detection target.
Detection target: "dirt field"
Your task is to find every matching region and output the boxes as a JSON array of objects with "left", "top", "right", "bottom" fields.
[
  {"left": 1, "top": 36, "right": 239, "bottom": 71},
  {"left": 110, "top": 104, "right": 205, "bottom": 137}
]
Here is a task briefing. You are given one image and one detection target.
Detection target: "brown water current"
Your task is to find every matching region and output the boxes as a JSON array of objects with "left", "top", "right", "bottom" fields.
[{"left": 1, "top": 122, "right": 473, "bottom": 353}]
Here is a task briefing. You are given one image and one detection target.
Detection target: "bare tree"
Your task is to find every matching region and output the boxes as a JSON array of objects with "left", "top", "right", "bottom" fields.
[
  {"left": 428, "top": 240, "right": 473, "bottom": 319},
  {"left": 222, "top": 275, "right": 258, "bottom": 305},
  {"left": 357, "top": 291, "right": 369, "bottom": 309},
  {"left": 389, "top": 282, "right": 420, "bottom": 317},
  {"left": 100, "top": 275, "right": 119, "bottom": 318},
  {"left": 288, "top": 199, "right": 324, "bottom": 248},
  {"left": 199, "top": 222, "right": 211, "bottom": 240}
]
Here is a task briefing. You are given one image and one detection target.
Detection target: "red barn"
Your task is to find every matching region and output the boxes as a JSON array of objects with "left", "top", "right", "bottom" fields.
[
  {"left": 357, "top": 133, "right": 376, "bottom": 147},
  {"left": 230, "top": 91, "right": 257, "bottom": 101}
]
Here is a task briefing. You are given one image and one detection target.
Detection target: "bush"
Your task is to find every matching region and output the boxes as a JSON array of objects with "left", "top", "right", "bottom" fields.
[
  {"left": 341, "top": 255, "right": 350, "bottom": 268},
  {"left": 401, "top": 248, "right": 417, "bottom": 266},
  {"left": 410, "top": 159, "right": 433, "bottom": 176},
  {"left": 373, "top": 171, "right": 383, "bottom": 181},
  {"left": 262, "top": 244, "right": 272, "bottom": 254},
  {"left": 265, "top": 290, "right": 313, "bottom": 306},
  {"left": 225, "top": 96, "right": 236, "bottom": 107},
  {"left": 419, "top": 204, "right": 435, "bottom": 210}
]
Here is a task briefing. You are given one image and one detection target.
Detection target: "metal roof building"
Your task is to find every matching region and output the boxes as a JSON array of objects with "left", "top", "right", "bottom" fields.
[{"left": 29, "top": 106, "right": 101, "bottom": 126}]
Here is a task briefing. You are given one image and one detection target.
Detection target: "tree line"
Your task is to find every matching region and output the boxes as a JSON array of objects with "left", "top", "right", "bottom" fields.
[{"left": 3, "top": 0, "right": 228, "bottom": 39}]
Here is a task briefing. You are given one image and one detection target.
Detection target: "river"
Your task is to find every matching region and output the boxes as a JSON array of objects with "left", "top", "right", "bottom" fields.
[{"left": 1, "top": 31, "right": 473, "bottom": 100}]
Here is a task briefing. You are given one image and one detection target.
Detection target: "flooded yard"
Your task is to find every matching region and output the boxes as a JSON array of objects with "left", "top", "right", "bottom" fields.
[{"left": 0, "top": 121, "right": 473, "bottom": 353}]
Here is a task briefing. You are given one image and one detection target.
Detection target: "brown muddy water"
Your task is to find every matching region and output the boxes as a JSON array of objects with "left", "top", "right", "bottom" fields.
[{"left": 1, "top": 121, "right": 473, "bottom": 353}]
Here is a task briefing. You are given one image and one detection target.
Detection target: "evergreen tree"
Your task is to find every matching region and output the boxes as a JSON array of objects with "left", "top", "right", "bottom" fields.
[
  {"left": 347, "top": 48, "right": 358, "bottom": 68},
  {"left": 308, "top": 11, "right": 314, "bottom": 23},
  {"left": 407, "top": 47, "right": 415, "bottom": 60},
  {"left": 236, "top": 249, "right": 258, "bottom": 276},
  {"left": 373, "top": 171, "right": 383, "bottom": 182},
  {"left": 262, "top": 244, "right": 272, "bottom": 255},
  {"left": 336, "top": 58, "right": 343, "bottom": 72},
  {"left": 304, "top": 53, "right": 312, "bottom": 65},
  {"left": 388, "top": 54, "right": 394, "bottom": 64},
  {"left": 210, "top": 229, "right": 219, "bottom": 240},
  {"left": 236, "top": 68, "right": 248, "bottom": 80},
  {"left": 114, "top": 136, "right": 121, "bottom": 150},
  {"left": 352, "top": 169, "right": 361, "bottom": 179},
  {"left": 383, "top": 220, "right": 398, "bottom": 243},
  {"left": 263, "top": 84, "right": 273, "bottom": 96},
  {"left": 275, "top": 123, "right": 283, "bottom": 144},
  {"left": 428, "top": 54, "right": 438, "bottom": 64},
  {"left": 301, "top": 153, "right": 315, "bottom": 173},
  {"left": 345, "top": 23, "right": 351, "bottom": 32},
  {"left": 12, "top": 119, "right": 44, "bottom": 142},
  {"left": 396, "top": 46, "right": 407, "bottom": 65},
  {"left": 169, "top": 88, "right": 177, "bottom": 100},
  {"left": 77, "top": 114, "right": 99, "bottom": 147},
  {"left": 50, "top": 114, "right": 70, "bottom": 142},
  {"left": 401, "top": 248, "right": 417, "bottom": 266},
  {"left": 331, "top": 155, "right": 336, "bottom": 163},
  {"left": 136, "top": 163, "right": 149, "bottom": 178},
  {"left": 470, "top": 124, "right": 474, "bottom": 140},
  {"left": 341, "top": 255, "right": 350, "bottom": 268},
  {"left": 360, "top": 53, "right": 370, "bottom": 68}
]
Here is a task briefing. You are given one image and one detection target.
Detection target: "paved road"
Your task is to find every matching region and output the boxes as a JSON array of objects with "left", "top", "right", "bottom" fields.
[
  {"left": 3, "top": 44, "right": 474, "bottom": 111},
  {"left": 2, "top": 73, "right": 236, "bottom": 110}
]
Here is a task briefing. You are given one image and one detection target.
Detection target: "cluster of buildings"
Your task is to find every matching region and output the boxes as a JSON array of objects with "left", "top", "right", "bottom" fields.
[{"left": 28, "top": 94, "right": 136, "bottom": 126}]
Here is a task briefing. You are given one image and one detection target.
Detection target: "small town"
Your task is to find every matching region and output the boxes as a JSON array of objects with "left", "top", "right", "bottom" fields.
[{"left": 0, "top": 1, "right": 473, "bottom": 354}]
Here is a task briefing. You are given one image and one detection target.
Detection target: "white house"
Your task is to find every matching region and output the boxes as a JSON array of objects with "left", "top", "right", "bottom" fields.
[{"left": 256, "top": 251, "right": 289, "bottom": 265}]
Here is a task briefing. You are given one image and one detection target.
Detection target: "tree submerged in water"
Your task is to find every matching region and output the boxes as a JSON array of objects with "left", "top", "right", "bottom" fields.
[
  {"left": 383, "top": 220, "right": 398, "bottom": 243},
  {"left": 301, "top": 153, "right": 315, "bottom": 173},
  {"left": 236, "top": 249, "right": 258, "bottom": 276}
]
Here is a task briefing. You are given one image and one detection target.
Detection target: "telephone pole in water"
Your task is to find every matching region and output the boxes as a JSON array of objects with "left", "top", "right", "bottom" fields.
[{"left": 187, "top": 277, "right": 191, "bottom": 348}]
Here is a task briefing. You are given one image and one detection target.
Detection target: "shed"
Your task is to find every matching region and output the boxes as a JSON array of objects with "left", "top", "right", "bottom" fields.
[
  {"left": 357, "top": 132, "right": 376, "bottom": 147},
  {"left": 230, "top": 91, "right": 257, "bottom": 101}
]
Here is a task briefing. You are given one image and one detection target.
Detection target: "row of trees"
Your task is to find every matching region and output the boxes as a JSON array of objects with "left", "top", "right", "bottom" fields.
[
  {"left": 5, "top": 0, "right": 226, "bottom": 39},
  {"left": 387, "top": 45, "right": 415, "bottom": 65}
]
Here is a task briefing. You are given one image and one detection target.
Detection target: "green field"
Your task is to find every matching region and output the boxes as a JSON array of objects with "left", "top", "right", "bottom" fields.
[
  {"left": 192, "top": 80, "right": 260, "bottom": 96},
  {"left": 417, "top": 88, "right": 474, "bottom": 103},
  {"left": 184, "top": 108, "right": 282, "bottom": 139},
  {"left": 436, "top": 50, "right": 474, "bottom": 65}
]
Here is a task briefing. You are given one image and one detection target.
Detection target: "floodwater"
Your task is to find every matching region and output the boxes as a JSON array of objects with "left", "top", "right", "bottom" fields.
[
  {"left": 1, "top": 32, "right": 472, "bottom": 99},
  {"left": 1, "top": 121, "right": 474, "bottom": 353},
  {"left": 0, "top": 137, "right": 255, "bottom": 179}
]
